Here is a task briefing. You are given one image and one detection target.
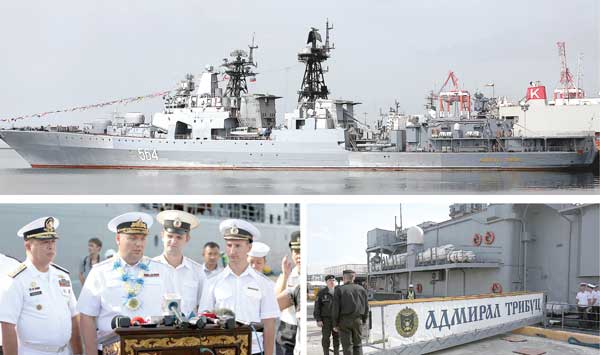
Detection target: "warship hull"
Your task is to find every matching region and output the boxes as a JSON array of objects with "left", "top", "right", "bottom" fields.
[{"left": 1, "top": 130, "right": 596, "bottom": 170}]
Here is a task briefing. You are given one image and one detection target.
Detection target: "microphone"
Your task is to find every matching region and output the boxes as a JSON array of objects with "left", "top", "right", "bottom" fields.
[
  {"left": 188, "top": 315, "right": 207, "bottom": 329},
  {"left": 131, "top": 316, "right": 146, "bottom": 326},
  {"left": 168, "top": 301, "right": 186, "bottom": 324},
  {"left": 201, "top": 308, "right": 236, "bottom": 329},
  {"left": 111, "top": 315, "right": 131, "bottom": 329}
]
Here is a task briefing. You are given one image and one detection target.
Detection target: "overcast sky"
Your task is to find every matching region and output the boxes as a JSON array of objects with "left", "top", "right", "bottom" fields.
[
  {"left": 307, "top": 203, "right": 452, "bottom": 274},
  {"left": 1, "top": 0, "right": 597, "bottom": 128}
]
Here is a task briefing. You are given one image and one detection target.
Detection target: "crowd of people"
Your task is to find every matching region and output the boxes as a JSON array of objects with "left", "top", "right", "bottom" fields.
[{"left": 0, "top": 210, "right": 301, "bottom": 355}]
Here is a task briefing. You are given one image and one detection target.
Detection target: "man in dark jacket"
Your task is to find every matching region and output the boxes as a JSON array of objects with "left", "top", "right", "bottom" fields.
[
  {"left": 332, "top": 270, "right": 369, "bottom": 355},
  {"left": 314, "top": 275, "right": 340, "bottom": 355}
]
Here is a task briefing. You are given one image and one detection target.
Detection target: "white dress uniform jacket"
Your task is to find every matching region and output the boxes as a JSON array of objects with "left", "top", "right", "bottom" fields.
[
  {"left": 0, "top": 253, "right": 21, "bottom": 347},
  {"left": 77, "top": 256, "right": 175, "bottom": 339},
  {"left": 0, "top": 259, "right": 77, "bottom": 355},
  {"left": 199, "top": 265, "right": 280, "bottom": 354},
  {"left": 576, "top": 290, "right": 590, "bottom": 306},
  {"left": 152, "top": 255, "right": 205, "bottom": 317}
]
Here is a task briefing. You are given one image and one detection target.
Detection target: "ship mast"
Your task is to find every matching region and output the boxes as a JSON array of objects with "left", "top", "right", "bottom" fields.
[
  {"left": 222, "top": 35, "right": 258, "bottom": 98},
  {"left": 297, "top": 19, "right": 334, "bottom": 108}
]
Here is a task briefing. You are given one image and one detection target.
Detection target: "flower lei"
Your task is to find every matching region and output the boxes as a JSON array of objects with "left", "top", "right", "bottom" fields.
[{"left": 113, "top": 258, "right": 150, "bottom": 311}]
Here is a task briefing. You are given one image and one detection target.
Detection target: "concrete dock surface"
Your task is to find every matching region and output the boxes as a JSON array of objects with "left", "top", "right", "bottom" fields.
[{"left": 307, "top": 302, "right": 599, "bottom": 354}]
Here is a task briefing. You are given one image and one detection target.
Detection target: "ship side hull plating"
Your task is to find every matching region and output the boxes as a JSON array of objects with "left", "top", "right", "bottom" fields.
[{"left": 1, "top": 131, "right": 596, "bottom": 170}]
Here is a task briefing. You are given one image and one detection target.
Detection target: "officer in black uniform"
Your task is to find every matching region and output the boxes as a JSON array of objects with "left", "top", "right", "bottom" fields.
[
  {"left": 331, "top": 270, "right": 369, "bottom": 355},
  {"left": 314, "top": 274, "right": 340, "bottom": 355}
]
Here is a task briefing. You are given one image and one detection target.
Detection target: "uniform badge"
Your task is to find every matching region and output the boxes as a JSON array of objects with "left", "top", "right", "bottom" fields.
[
  {"left": 36, "top": 304, "right": 43, "bottom": 310},
  {"left": 29, "top": 291, "right": 42, "bottom": 296},
  {"left": 58, "top": 278, "right": 71, "bottom": 287},
  {"left": 395, "top": 307, "right": 418, "bottom": 338},
  {"left": 30, "top": 281, "right": 37, "bottom": 288},
  {"left": 44, "top": 217, "right": 55, "bottom": 232},
  {"left": 231, "top": 226, "right": 239, "bottom": 235},
  {"left": 173, "top": 218, "right": 182, "bottom": 228}
]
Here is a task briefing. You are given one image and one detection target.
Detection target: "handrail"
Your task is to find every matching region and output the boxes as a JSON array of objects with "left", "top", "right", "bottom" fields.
[{"left": 369, "top": 291, "right": 537, "bottom": 306}]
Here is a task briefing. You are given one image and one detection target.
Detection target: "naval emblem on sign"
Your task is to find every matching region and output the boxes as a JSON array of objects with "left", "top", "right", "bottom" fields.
[{"left": 395, "top": 307, "right": 418, "bottom": 338}]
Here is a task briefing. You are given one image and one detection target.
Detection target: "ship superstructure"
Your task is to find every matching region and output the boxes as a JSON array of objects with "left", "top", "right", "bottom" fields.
[{"left": 366, "top": 204, "right": 599, "bottom": 306}]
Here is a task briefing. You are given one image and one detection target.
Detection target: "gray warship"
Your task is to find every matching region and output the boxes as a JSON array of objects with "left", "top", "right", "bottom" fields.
[{"left": 1, "top": 22, "right": 597, "bottom": 171}]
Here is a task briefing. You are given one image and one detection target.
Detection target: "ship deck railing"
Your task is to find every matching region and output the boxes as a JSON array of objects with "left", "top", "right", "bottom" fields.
[
  {"left": 212, "top": 135, "right": 270, "bottom": 141},
  {"left": 545, "top": 301, "right": 600, "bottom": 333},
  {"left": 370, "top": 245, "right": 502, "bottom": 273}
]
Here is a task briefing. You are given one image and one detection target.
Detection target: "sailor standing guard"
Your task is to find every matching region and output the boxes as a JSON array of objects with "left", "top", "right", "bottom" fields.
[
  {"left": 275, "top": 231, "right": 301, "bottom": 355},
  {"left": 332, "top": 270, "right": 369, "bottom": 355},
  {"left": 152, "top": 210, "right": 206, "bottom": 317},
  {"left": 0, "top": 217, "right": 83, "bottom": 355},
  {"left": 199, "top": 219, "right": 280, "bottom": 355},
  {"left": 313, "top": 275, "right": 340, "bottom": 355},
  {"left": 77, "top": 212, "right": 175, "bottom": 355}
]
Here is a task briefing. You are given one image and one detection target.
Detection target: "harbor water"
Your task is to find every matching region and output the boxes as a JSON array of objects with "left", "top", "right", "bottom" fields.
[{"left": 0, "top": 149, "right": 598, "bottom": 194}]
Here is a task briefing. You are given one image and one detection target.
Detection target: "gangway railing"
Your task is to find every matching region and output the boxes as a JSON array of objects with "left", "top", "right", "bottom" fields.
[{"left": 545, "top": 301, "right": 600, "bottom": 332}]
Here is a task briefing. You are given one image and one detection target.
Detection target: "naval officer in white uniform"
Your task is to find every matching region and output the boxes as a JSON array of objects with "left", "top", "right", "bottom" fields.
[
  {"left": 0, "top": 217, "right": 82, "bottom": 355},
  {"left": 0, "top": 253, "right": 21, "bottom": 276},
  {"left": 0, "top": 253, "right": 21, "bottom": 355},
  {"left": 199, "top": 219, "right": 280, "bottom": 355},
  {"left": 78, "top": 212, "right": 175, "bottom": 355},
  {"left": 152, "top": 210, "right": 205, "bottom": 317}
]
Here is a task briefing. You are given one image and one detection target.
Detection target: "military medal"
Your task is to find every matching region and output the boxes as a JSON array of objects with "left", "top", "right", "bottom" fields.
[
  {"left": 127, "top": 298, "right": 141, "bottom": 311},
  {"left": 36, "top": 304, "right": 43, "bottom": 310}
]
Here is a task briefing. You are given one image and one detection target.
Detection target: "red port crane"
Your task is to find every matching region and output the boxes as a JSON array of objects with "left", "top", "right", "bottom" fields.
[
  {"left": 554, "top": 41, "right": 584, "bottom": 100},
  {"left": 438, "top": 71, "right": 471, "bottom": 118}
]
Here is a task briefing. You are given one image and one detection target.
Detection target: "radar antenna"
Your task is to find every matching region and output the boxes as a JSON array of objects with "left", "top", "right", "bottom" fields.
[
  {"left": 222, "top": 36, "right": 258, "bottom": 99},
  {"left": 297, "top": 19, "right": 334, "bottom": 107}
]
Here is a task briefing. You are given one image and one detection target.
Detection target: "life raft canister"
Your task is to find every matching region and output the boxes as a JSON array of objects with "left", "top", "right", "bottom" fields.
[{"left": 416, "top": 283, "right": 423, "bottom": 293}]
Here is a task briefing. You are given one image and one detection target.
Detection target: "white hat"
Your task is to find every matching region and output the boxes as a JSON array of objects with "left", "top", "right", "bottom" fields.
[
  {"left": 409, "top": 284, "right": 414, "bottom": 288},
  {"left": 580, "top": 282, "right": 588, "bottom": 286},
  {"left": 108, "top": 212, "right": 153, "bottom": 235},
  {"left": 587, "top": 283, "right": 596, "bottom": 288},
  {"left": 248, "top": 242, "right": 270, "bottom": 258},
  {"left": 18, "top": 216, "right": 60, "bottom": 240},
  {"left": 156, "top": 210, "right": 199, "bottom": 234},
  {"left": 104, "top": 249, "right": 116, "bottom": 259},
  {"left": 219, "top": 219, "right": 260, "bottom": 241}
]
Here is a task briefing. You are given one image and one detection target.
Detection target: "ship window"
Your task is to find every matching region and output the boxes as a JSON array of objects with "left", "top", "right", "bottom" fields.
[{"left": 269, "top": 214, "right": 273, "bottom": 224}]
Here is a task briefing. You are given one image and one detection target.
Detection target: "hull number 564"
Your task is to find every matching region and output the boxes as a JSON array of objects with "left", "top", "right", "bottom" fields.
[{"left": 137, "top": 148, "right": 159, "bottom": 161}]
